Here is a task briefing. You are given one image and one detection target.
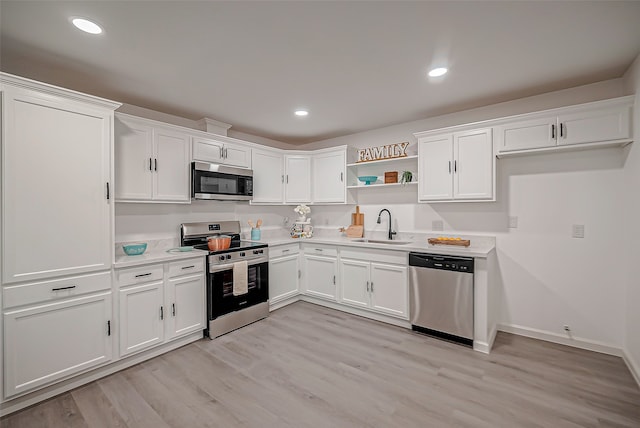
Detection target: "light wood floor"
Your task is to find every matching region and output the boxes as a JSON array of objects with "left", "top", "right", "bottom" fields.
[{"left": 2, "top": 301, "right": 639, "bottom": 427}]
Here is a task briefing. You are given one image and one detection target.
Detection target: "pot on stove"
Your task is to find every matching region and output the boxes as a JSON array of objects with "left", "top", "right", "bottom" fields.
[{"left": 207, "top": 234, "right": 231, "bottom": 251}]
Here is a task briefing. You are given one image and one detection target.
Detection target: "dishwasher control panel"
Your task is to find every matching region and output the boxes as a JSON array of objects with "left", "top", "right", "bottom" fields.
[{"left": 408, "top": 253, "right": 474, "bottom": 273}]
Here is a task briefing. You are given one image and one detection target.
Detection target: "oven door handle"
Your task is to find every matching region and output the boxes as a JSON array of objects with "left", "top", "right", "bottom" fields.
[{"left": 209, "top": 260, "right": 267, "bottom": 273}]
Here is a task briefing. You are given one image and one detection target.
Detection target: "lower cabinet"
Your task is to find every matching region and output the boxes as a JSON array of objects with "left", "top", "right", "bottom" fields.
[
  {"left": 3, "top": 272, "right": 113, "bottom": 398},
  {"left": 302, "top": 245, "right": 338, "bottom": 301},
  {"left": 269, "top": 244, "right": 300, "bottom": 305},
  {"left": 339, "top": 255, "right": 408, "bottom": 319},
  {"left": 116, "top": 257, "right": 205, "bottom": 358}
]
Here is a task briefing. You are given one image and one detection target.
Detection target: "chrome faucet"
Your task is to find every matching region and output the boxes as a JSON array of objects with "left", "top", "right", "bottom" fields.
[{"left": 376, "top": 209, "right": 397, "bottom": 240}]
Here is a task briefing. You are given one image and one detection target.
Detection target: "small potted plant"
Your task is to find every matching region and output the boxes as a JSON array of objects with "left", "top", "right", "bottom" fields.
[{"left": 400, "top": 170, "right": 413, "bottom": 184}]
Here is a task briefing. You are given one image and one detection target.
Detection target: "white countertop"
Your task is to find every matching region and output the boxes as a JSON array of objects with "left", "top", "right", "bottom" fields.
[
  {"left": 258, "top": 235, "right": 495, "bottom": 258},
  {"left": 114, "top": 248, "right": 208, "bottom": 269}
]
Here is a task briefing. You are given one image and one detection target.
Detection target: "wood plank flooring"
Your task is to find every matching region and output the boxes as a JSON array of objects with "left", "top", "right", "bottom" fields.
[{"left": 2, "top": 301, "right": 639, "bottom": 427}]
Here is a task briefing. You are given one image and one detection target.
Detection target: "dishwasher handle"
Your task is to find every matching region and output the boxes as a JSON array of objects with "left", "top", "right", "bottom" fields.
[{"left": 409, "top": 252, "right": 474, "bottom": 273}]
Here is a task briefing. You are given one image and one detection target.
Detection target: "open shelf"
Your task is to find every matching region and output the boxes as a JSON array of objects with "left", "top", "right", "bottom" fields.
[
  {"left": 347, "top": 155, "right": 418, "bottom": 167},
  {"left": 347, "top": 181, "right": 418, "bottom": 189}
]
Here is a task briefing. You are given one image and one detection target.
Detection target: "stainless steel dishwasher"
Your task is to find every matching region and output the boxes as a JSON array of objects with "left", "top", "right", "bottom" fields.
[{"left": 409, "top": 252, "right": 474, "bottom": 346}]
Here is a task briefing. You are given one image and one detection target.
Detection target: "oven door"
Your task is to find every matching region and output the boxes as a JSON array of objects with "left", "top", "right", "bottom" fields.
[
  {"left": 208, "top": 261, "right": 268, "bottom": 320},
  {"left": 192, "top": 162, "right": 253, "bottom": 201}
]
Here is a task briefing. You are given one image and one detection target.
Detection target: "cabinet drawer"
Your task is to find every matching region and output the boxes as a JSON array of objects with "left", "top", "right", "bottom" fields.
[
  {"left": 117, "top": 264, "right": 164, "bottom": 287},
  {"left": 168, "top": 257, "right": 205, "bottom": 278},
  {"left": 3, "top": 271, "right": 111, "bottom": 309},
  {"left": 340, "top": 248, "right": 407, "bottom": 265},
  {"left": 269, "top": 244, "right": 300, "bottom": 259},
  {"left": 302, "top": 244, "right": 337, "bottom": 257}
]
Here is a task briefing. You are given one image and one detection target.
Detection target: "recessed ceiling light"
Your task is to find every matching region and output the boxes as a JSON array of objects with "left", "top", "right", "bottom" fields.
[
  {"left": 294, "top": 110, "right": 309, "bottom": 117},
  {"left": 71, "top": 18, "right": 103, "bottom": 35},
  {"left": 428, "top": 67, "right": 448, "bottom": 77}
]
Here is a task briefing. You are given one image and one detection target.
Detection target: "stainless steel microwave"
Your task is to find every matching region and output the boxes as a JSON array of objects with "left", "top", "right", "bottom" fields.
[{"left": 192, "top": 162, "right": 253, "bottom": 201}]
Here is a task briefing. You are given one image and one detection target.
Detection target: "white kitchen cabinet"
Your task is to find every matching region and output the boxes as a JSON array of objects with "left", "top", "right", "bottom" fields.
[
  {"left": 285, "top": 155, "right": 312, "bottom": 203},
  {"left": 417, "top": 128, "right": 494, "bottom": 202},
  {"left": 119, "top": 281, "right": 165, "bottom": 357},
  {"left": 4, "top": 291, "right": 112, "bottom": 397},
  {"left": 116, "top": 257, "right": 205, "bottom": 357},
  {"left": 252, "top": 148, "right": 284, "bottom": 203},
  {"left": 339, "top": 253, "right": 408, "bottom": 319},
  {"left": 269, "top": 245, "right": 300, "bottom": 306},
  {"left": 1, "top": 75, "right": 119, "bottom": 284},
  {"left": 192, "top": 136, "right": 251, "bottom": 168},
  {"left": 312, "top": 148, "right": 347, "bottom": 203},
  {"left": 302, "top": 245, "right": 338, "bottom": 301},
  {"left": 165, "top": 273, "right": 205, "bottom": 340},
  {"left": 495, "top": 96, "right": 633, "bottom": 155},
  {"left": 115, "top": 114, "right": 190, "bottom": 203}
]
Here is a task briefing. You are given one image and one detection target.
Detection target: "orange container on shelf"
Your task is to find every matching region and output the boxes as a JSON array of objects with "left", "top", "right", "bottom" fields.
[{"left": 384, "top": 171, "right": 398, "bottom": 184}]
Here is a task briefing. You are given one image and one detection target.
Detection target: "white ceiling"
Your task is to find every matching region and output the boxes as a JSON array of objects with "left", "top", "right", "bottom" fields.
[{"left": 1, "top": 1, "right": 640, "bottom": 145}]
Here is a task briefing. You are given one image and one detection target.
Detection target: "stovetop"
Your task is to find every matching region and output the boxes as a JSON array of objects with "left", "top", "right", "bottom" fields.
[{"left": 192, "top": 240, "right": 268, "bottom": 255}]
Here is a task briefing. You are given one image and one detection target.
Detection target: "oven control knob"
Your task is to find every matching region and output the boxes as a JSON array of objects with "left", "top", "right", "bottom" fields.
[
  {"left": 218, "top": 256, "right": 225, "bottom": 261},
  {"left": 259, "top": 249, "right": 264, "bottom": 254},
  {"left": 240, "top": 252, "right": 245, "bottom": 257},
  {"left": 226, "top": 254, "right": 232, "bottom": 260},
  {"left": 253, "top": 250, "right": 259, "bottom": 254}
]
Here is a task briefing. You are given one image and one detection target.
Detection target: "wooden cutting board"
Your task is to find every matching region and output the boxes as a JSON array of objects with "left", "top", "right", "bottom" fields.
[
  {"left": 346, "top": 225, "right": 364, "bottom": 238},
  {"left": 428, "top": 238, "right": 471, "bottom": 247},
  {"left": 351, "top": 205, "right": 364, "bottom": 226}
]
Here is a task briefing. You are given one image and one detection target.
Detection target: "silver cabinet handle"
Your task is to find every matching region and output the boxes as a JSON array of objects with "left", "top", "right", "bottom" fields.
[
  {"left": 315, "top": 248, "right": 323, "bottom": 252},
  {"left": 371, "top": 282, "right": 374, "bottom": 292},
  {"left": 298, "top": 270, "right": 301, "bottom": 278},
  {"left": 172, "top": 303, "right": 176, "bottom": 317},
  {"left": 225, "top": 148, "right": 228, "bottom": 158},
  {"left": 286, "top": 175, "right": 289, "bottom": 183},
  {"left": 366, "top": 281, "right": 369, "bottom": 292},
  {"left": 107, "top": 320, "right": 111, "bottom": 336},
  {"left": 281, "top": 175, "right": 284, "bottom": 183},
  {"left": 282, "top": 249, "right": 290, "bottom": 253},
  {"left": 551, "top": 124, "right": 556, "bottom": 139},
  {"left": 52, "top": 285, "right": 76, "bottom": 292},
  {"left": 560, "top": 123, "right": 565, "bottom": 138},
  {"left": 448, "top": 161, "right": 451, "bottom": 174},
  {"left": 149, "top": 158, "right": 153, "bottom": 171},
  {"left": 333, "top": 275, "right": 336, "bottom": 285},
  {"left": 160, "top": 306, "right": 164, "bottom": 320},
  {"left": 181, "top": 265, "right": 195, "bottom": 270},
  {"left": 454, "top": 160, "right": 457, "bottom": 173},
  {"left": 219, "top": 146, "right": 223, "bottom": 158},
  {"left": 154, "top": 158, "right": 158, "bottom": 171},
  {"left": 340, "top": 172, "right": 344, "bottom": 182},
  {"left": 135, "top": 272, "right": 152, "bottom": 278}
]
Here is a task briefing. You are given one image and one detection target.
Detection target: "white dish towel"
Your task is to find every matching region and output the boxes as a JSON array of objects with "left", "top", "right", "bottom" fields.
[{"left": 232, "top": 260, "right": 248, "bottom": 296}]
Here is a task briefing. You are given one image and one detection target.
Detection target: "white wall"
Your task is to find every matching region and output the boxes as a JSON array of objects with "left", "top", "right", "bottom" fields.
[{"left": 622, "top": 54, "right": 640, "bottom": 381}]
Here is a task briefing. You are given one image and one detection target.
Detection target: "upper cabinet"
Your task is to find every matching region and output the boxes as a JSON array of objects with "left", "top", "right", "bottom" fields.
[
  {"left": 495, "top": 96, "right": 633, "bottom": 156},
  {"left": 284, "top": 155, "right": 312, "bottom": 203},
  {"left": 252, "top": 148, "right": 284, "bottom": 203},
  {"left": 192, "top": 136, "right": 251, "bottom": 169},
  {"left": 312, "top": 148, "right": 348, "bottom": 203},
  {"left": 1, "top": 74, "right": 120, "bottom": 284},
  {"left": 417, "top": 128, "right": 495, "bottom": 202},
  {"left": 115, "top": 114, "right": 191, "bottom": 203}
]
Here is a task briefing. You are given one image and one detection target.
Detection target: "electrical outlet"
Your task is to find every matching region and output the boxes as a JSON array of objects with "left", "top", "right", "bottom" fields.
[
  {"left": 572, "top": 224, "right": 585, "bottom": 239},
  {"left": 432, "top": 220, "right": 444, "bottom": 231},
  {"left": 509, "top": 216, "right": 518, "bottom": 229},
  {"left": 563, "top": 325, "right": 571, "bottom": 332}
]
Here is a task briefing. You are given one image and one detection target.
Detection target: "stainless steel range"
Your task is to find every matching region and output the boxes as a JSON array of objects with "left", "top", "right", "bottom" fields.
[{"left": 180, "top": 221, "right": 269, "bottom": 338}]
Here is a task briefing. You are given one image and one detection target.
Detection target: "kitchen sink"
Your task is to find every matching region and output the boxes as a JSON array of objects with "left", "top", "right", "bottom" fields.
[{"left": 350, "top": 239, "right": 412, "bottom": 245}]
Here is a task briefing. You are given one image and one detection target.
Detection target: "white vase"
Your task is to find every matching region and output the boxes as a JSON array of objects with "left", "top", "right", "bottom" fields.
[{"left": 297, "top": 215, "right": 307, "bottom": 222}]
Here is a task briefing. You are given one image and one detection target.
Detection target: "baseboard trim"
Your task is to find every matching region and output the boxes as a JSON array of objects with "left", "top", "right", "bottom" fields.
[
  {"left": 622, "top": 349, "right": 640, "bottom": 388},
  {"left": 474, "top": 324, "right": 498, "bottom": 354},
  {"left": 269, "top": 294, "right": 301, "bottom": 311},
  {"left": 0, "top": 332, "right": 203, "bottom": 417},
  {"left": 498, "top": 323, "right": 623, "bottom": 357},
  {"left": 300, "top": 295, "right": 411, "bottom": 329}
]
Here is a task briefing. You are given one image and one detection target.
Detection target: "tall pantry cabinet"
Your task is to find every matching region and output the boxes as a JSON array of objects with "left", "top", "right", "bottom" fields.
[{"left": 0, "top": 73, "right": 121, "bottom": 399}]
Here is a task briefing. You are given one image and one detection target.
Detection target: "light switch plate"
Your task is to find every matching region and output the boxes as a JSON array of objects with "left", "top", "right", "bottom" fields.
[
  {"left": 572, "top": 224, "right": 585, "bottom": 238},
  {"left": 432, "top": 220, "right": 444, "bottom": 231},
  {"left": 509, "top": 216, "right": 518, "bottom": 229}
]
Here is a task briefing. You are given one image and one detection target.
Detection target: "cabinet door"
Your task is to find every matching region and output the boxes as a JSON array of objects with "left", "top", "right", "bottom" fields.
[
  {"left": 303, "top": 255, "right": 337, "bottom": 301},
  {"left": 4, "top": 292, "right": 112, "bottom": 397},
  {"left": 495, "top": 115, "right": 557, "bottom": 152},
  {"left": 269, "top": 254, "right": 300, "bottom": 304},
  {"left": 2, "top": 87, "right": 113, "bottom": 284},
  {"left": 339, "top": 259, "right": 370, "bottom": 309},
  {"left": 370, "top": 263, "right": 408, "bottom": 318},
  {"left": 165, "top": 274, "right": 205, "bottom": 340},
  {"left": 192, "top": 138, "right": 224, "bottom": 163},
  {"left": 115, "top": 117, "right": 154, "bottom": 200},
  {"left": 312, "top": 150, "right": 346, "bottom": 203},
  {"left": 153, "top": 127, "right": 190, "bottom": 202},
  {"left": 119, "top": 281, "right": 165, "bottom": 357},
  {"left": 285, "top": 155, "right": 312, "bottom": 203},
  {"left": 453, "top": 128, "right": 494, "bottom": 200},
  {"left": 418, "top": 135, "right": 453, "bottom": 201},
  {"left": 558, "top": 105, "right": 631, "bottom": 146},
  {"left": 223, "top": 144, "right": 251, "bottom": 168},
  {"left": 252, "top": 149, "right": 284, "bottom": 203}
]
